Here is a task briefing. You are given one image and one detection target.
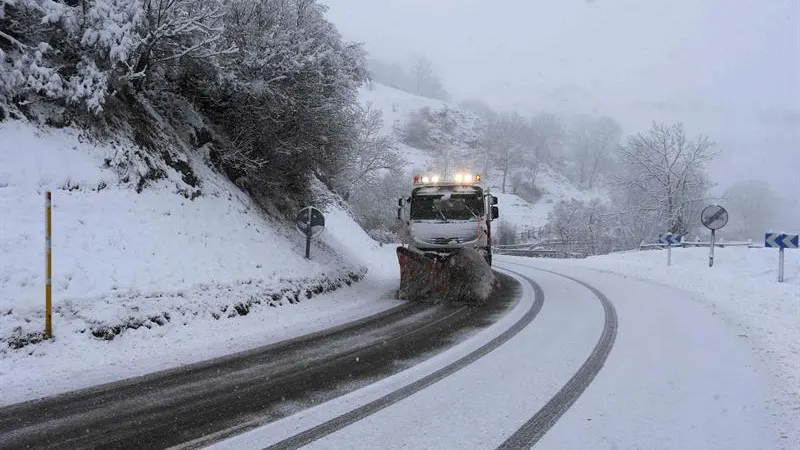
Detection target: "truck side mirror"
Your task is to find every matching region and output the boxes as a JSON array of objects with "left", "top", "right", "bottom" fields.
[
  {"left": 491, "top": 205, "right": 499, "bottom": 220},
  {"left": 491, "top": 196, "right": 498, "bottom": 205},
  {"left": 397, "top": 207, "right": 402, "bottom": 221},
  {"left": 398, "top": 198, "right": 404, "bottom": 207}
]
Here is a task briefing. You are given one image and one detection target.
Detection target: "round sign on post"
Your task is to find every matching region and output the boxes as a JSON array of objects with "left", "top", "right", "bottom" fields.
[
  {"left": 700, "top": 205, "right": 728, "bottom": 230},
  {"left": 296, "top": 206, "right": 325, "bottom": 259},
  {"left": 701, "top": 205, "right": 728, "bottom": 230},
  {"left": 295, "top": 206, "right": 325, "bottom": 238},
  {"left": 701, "top": 204, "right": 727, "bottom": 268}
]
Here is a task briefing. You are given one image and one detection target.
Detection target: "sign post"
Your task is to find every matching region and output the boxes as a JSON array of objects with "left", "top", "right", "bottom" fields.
[
  {"left": 305, "top": 208, "right": 312, "bottom": 259},
  {"left": 700, "top": 205, "right": 728, "bottom": 267},
  {"left": 765, "top": 233, "right": 799, "bottom": 282},
  {"left": 658, "top": 233, "right": 683, "bottom": 266},
  {"left": 295, "top": 207, "right": 325, "bottom": 259},
  {"left": 710, "top": 229, "right": 715, "bottom": 266}
]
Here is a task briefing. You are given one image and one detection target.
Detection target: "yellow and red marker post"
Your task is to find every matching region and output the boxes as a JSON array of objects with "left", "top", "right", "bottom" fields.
[{"left": 45, "top": 191, "right": 52, "bottom": 337}]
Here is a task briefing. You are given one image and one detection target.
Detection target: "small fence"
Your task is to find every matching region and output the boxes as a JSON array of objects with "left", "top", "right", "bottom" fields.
[
  {"left": 495, "top": 237, "right": 765, "bottom": 259},
  {"left": 493, "top": 241, "right": 585, "bottom": 259},
  {"left": 639, "top": 239, "right": 761, "bottom": 251},
  {"left": 494, "top": 248, "right": 560, "bottom": 258}
]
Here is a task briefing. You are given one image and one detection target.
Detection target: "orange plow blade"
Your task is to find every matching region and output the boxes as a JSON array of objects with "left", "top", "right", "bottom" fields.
[{"left": 396, "top": 246, "right": 496, "bottom": 304}]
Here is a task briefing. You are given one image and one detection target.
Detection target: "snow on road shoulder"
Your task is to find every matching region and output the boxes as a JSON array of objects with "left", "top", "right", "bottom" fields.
[
  {"left": 318, "top": 206, "right": 398, "bottom": 282},
  {"left": 0, "top": 277, "right": 401, "bottom": 406},
  {"left": 519, "top": 247, "right": 799, "bottom": 435},
  {"left": 0, "top": 120, "right": 401, "bottom": 405}
]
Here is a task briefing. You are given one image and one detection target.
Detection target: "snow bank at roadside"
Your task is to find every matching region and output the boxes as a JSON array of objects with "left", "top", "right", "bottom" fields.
[{"left": 537, "top": 246, "right": 799, "bottom": 432}]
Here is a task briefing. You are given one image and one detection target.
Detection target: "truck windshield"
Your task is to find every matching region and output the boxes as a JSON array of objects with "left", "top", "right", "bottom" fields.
[{"left": 410, "top": 194, "right": 484, "bottom": 221}]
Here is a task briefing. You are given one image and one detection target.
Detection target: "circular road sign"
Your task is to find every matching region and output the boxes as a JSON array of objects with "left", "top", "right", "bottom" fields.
[
  {"left": 701, "top": 205, "right": 728, "bottom": 230},
  {"left": 295, "top": 206, "right": 325, "bottom": 238}
]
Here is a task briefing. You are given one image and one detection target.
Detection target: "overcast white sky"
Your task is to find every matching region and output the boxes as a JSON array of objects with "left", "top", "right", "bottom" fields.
[{"left": 323, "top": 0, "right": 798, "bottom": 196}]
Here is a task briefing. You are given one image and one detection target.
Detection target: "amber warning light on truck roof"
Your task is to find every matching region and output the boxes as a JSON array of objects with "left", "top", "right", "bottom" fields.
[{"left": 413, "top": 173, "right": 481, "bottom": 185}]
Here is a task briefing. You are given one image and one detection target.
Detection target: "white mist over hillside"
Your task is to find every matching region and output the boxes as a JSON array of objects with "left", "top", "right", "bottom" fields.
[{"left": 327, "top": 0, "right": 799, "bottom": 232}]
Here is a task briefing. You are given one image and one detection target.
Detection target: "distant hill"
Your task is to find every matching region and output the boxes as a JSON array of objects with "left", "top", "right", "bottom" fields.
[{"left": 357, "top": 82, "right": 608, "bottom": 243}]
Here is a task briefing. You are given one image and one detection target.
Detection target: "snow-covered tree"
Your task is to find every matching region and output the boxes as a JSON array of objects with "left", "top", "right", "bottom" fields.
[
  {"left": 131, "top": 0, "right": 231, "bottom": 90},
  {"left": 202, "top": 0, "right": 369, "bottom": 201},
  {"left": 1, "top": 0, "right": 70, "bottom": 115},
  {"left": 514, "top": 112, "right": 564, "bottom": 188},
  {"left": 1, "top": 0, "right": 373, "bottom": 218},
  {"left": 335, "top": 104, "right": 404, "bottom": 201},
  {"left": 399, "top": 107, "right": 432, "bottom": 148},
  {"left": 527, "top": 112, "right": 564, "bottom": 163},
  {"left": 348, "top": 167, "right": 411, "bottom": 241},
  {"left": 410, "top": 56, "right": 447, "bottom": 100},
  {"left": 613, "top": 122, "right": 716, "bottom": 235},
  {"left": 566, "top": 115, "right": 621, "bottom": 189},
  {"left": 543, "top": 198, "right": 617, "bottom": 256},
  {"left": 458, "top": 98, "right": 497, "bottom": 123},
  {"left": 70, "top": 0, "right": 146, "bottom": 112},
  {"left": 485, "top": 111, "right": 528, "bottom": 193}
]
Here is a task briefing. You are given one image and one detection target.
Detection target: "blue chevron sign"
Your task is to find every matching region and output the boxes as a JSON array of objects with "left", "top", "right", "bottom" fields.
[
  {"left": 659, "top": 233, "right": 683, "bottom": 245},
  {"left": 765, "top": 233, "right": 799, "bottom": 249}
]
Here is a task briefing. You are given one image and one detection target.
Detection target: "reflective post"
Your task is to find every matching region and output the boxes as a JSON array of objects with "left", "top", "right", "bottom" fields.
[
  {"left": 778, "top": 248, "right": 785, "bottom": 283},
  {"left": 45, "top": 191, "right": 52, "bottom": 337}
]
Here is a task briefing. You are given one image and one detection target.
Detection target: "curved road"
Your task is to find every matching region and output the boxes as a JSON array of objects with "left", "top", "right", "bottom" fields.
[
  {"left": 0, "top": 274, "right": 520, "bottom": 450},
  {"left": 227, "top": 261, "right": 617, "bottom": 450},
  {"left": 3, "top": 258, "right": 770, "bottom": 449},
  {"left": 225, "top": 258, "right": 774, "bottom": 450}
]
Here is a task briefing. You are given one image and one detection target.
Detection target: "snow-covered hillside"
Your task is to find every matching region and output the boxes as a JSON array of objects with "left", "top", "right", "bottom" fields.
[
  {"left": 495, "top": 166, "right": 607, "bottom": 238},
  {"left": 0, "top": 120, "right": 400, "bottom": 404},
  {"left": 359, "top": 82, "right": 483, "bottom": 173},
  {"left": 358, "top": 82, "right": 606, "bottom": 235}
]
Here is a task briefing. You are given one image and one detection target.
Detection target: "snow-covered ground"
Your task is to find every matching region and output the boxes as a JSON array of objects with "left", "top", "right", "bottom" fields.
[
  {"left": 528, "top": 246, "right": 800, "bottom": 445},
  {"left": 211, "top": 250, "right": 797, "bottom": 449},
  {"left": 555, "top": 246, "right": 799, "bottom": 392},
  {"left": 358, "top": 83, "right": 447, "bottom": 139},
  {"left": 0, "top": 120, "right": 400, "bottom": 405}
]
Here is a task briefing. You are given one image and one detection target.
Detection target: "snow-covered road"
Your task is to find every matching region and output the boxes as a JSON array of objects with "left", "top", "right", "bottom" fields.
[{"left": 211, "top": 257, "right": 783, "bottom": 450}]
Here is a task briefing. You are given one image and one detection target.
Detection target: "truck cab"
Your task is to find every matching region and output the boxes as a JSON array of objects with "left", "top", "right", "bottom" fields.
[{"left": 398, "top": 173, "right": 499, "bottom": 265}]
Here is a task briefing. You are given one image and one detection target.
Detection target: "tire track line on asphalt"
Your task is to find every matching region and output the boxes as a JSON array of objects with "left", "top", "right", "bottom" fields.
[
  {"left": 262, "top": 269, "right": 545, "bottom": 450},
  {"left": 496, "top": 260, "right": 618, "bottom": 449}
]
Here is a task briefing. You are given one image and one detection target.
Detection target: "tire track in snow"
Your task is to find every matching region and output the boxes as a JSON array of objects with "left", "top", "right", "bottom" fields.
[
  {"left": 496, "top": 261, "right": 618, "bottom": 450},
  {"left": 263, "top": 270, "right": 546, "bottom": 450}
]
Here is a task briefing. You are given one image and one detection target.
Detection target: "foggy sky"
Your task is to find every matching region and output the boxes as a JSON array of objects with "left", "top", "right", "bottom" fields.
[{"left": 323, "top": 0, "right": 798, "bottom": 197}]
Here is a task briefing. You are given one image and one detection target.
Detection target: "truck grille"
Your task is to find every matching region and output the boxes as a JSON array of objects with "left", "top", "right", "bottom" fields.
[{"left": 427, "top": 237, "right": 463, "bottom": 245}]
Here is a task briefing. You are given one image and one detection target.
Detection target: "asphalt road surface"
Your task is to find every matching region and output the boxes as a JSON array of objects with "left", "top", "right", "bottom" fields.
[{"left": 0, "top": 273, "right": 520, "bottom": 450}]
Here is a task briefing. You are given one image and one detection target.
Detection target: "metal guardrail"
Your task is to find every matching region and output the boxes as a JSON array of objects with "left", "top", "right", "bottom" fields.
[
  {"left": 639, "top": 240, "right": 760, "bottom": 250},
  {"left": 494, "top": 248, "right": 559, "bottom": 258},
  {"left": 496, "top": 238, "right": 763, "bottom": 259}
]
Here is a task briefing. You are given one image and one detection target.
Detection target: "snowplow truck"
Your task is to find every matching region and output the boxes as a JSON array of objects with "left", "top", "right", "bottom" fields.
[{"left": 396, "top": 172, "right": 499, "bottom": 304}]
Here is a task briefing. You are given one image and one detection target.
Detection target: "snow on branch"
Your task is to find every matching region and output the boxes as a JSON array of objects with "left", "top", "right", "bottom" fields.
[{"left": 612, "top": 121, "right": 716, "bottom": 234}]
